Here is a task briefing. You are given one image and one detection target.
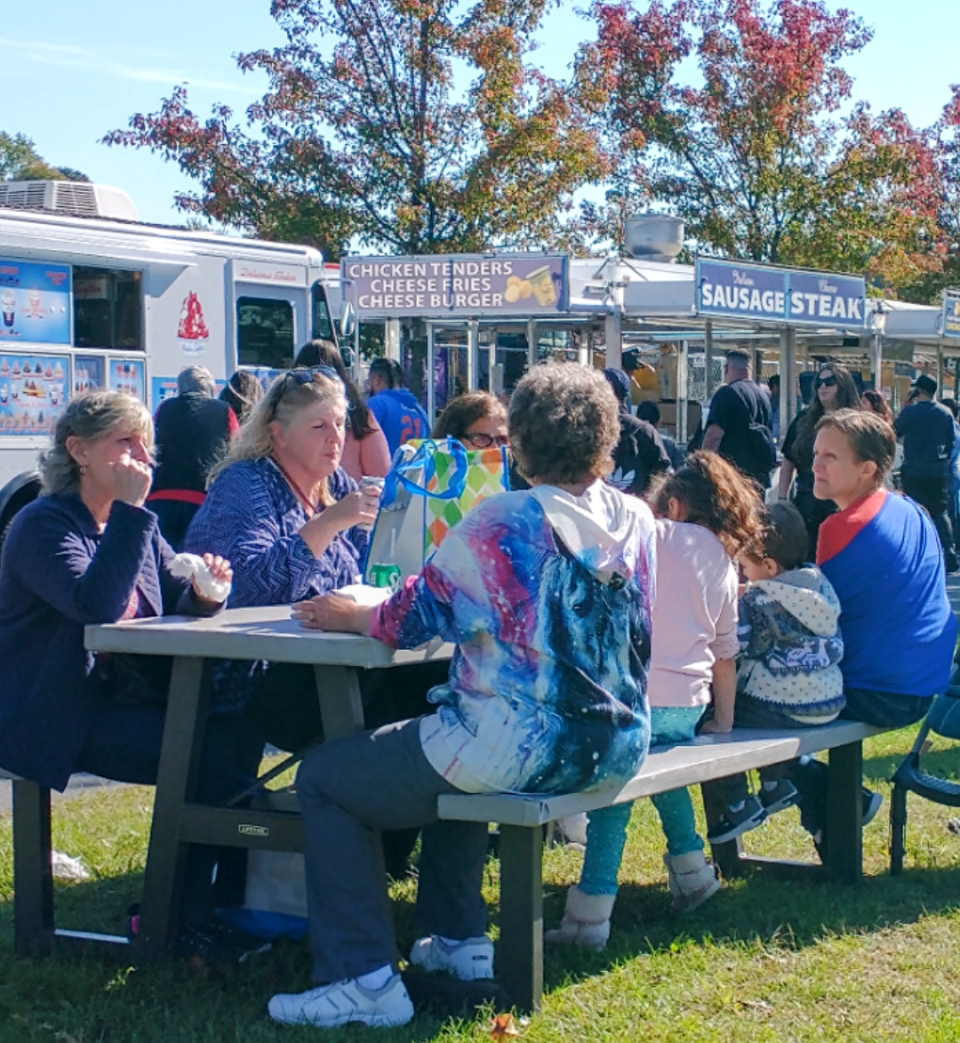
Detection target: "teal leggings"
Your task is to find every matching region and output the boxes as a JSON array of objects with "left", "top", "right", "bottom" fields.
[{"left": 579, "top": 706, "right": 706, "bottom": 897}]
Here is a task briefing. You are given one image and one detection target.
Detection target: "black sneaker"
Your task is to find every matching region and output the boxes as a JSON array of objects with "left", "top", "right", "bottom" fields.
[
  {"left": 759, "top": 779, "right": 799, "bottom": 816},
  {"left": 862, "top": 788, "right": 883, "bottom": 827},
  {"left": 177, "top": 919, "right": 273, "bottom": 967},
  {"left": 707, "top": 795, "right": 766, "bottom": 844}
]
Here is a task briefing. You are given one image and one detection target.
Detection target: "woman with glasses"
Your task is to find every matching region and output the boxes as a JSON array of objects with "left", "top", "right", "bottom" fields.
[
  {"left": 778, "top": 362, "right": 861, "bottom": 559},
  {"left": 294, "top": 340, "right": 390, "bottom": 482},
  {"left": 431, "top": 391, "right": 509, "bottom": 449}
]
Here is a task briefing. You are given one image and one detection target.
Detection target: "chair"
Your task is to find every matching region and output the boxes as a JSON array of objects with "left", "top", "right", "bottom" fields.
[{"left": 889, "top": 684, "right": 960, "bottom": 874}]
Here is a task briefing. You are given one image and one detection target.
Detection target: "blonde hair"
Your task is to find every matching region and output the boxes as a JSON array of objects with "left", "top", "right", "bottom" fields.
[
  {"left": 212, "top": 369, "right": 346, "bottom": 505},
  {"left": 41, "top": 391, "right": 154, "bottom": 497}
]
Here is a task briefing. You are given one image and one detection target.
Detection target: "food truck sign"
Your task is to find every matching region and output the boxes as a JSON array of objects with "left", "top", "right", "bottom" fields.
[
  {"left": 342, "top": 253, "right": 568, "bottom": 317},
  {"left": 943, "top": 290, "right": 960, "bottom": 340},
  {"left": 696, "top": 258, "right": 867, "bottom": 328}
]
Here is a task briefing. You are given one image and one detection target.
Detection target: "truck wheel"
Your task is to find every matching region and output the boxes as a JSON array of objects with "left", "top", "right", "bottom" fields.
[{"left": 0, "top": 472, "right": 42, "bottom": 562}]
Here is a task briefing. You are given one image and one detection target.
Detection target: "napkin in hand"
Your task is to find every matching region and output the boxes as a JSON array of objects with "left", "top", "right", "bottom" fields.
[
  {"left": 169, "top": 553, "right": 232, "bottom": 603},
  {"left": 334, "top": 583, "right": 393, "bottom": 607}
]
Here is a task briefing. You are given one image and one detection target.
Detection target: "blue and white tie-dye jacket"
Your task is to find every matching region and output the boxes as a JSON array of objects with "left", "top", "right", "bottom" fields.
[{"left": 371, "top": 481, "right": 656, "bottom": 795}]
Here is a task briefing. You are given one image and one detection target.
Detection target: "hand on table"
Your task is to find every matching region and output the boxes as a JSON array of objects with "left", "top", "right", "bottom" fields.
[
  {"left": 293, "top": 593, "right": 373, "bottom": 635},
  {"left": 700, "top": 717, "right": 733, "bottom": 735}
]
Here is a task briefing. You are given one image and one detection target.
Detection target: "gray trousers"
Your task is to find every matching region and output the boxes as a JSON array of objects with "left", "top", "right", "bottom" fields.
[{"left": 296, "top": 716, "right": 491, "bottom": 983}]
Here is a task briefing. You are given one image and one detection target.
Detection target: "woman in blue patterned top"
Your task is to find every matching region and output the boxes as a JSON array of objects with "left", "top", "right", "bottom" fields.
[
  {"left": 185, "top": 368, "right": 446, "bottom": 758},
  {"left": 265, "top": 363, "right": 657, "bottom": 1030}
]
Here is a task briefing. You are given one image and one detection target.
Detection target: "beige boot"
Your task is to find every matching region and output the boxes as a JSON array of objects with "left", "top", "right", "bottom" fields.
[
  {"left": 544, "top": 886, "right": 616, "bottom": 951},
  {"left": 663, "top": 850, "right": 721, "bottom": 914}
]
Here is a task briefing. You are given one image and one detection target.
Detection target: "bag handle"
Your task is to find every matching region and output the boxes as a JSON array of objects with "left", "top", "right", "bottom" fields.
[{"left": 394, "top": 437, "right": 470, "bottom": 501}]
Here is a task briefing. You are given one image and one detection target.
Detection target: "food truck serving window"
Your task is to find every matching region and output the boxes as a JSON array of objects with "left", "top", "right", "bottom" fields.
[
  {"left": 237, "top": 297, "right": 294, "bottom": 369},
  {"left": 73, "top": 268, "right": 143, "bottom": 351}
]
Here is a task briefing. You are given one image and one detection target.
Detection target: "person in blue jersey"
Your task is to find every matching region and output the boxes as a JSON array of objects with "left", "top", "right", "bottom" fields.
[
  {"left": 266, "top": 363, "right": 656, "bottom": 1030},
  {"left": 365, "top": 357, "right": 431, "bottom": 455},
  {"left": 795, "top": 408, "right": 957, "bottom": 854}
]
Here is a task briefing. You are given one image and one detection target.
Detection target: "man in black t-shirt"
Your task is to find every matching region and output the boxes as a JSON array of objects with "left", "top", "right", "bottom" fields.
[
  {"left": 894, "top": 374, "right": 958, "bottom": 572},
  {"left": 702, "top": 350, "right": 774, "bottom": 486}
]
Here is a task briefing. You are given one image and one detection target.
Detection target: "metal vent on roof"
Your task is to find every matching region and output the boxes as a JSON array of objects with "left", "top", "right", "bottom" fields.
[
  {"left": 0, "top": 181, "right": 48, "bottom": 210},
  {"left": 0, "top": 181, "right": 139, "bottom": 221},
  {"left": 51, "top": 181, "right": 99, "bottom": 217}
]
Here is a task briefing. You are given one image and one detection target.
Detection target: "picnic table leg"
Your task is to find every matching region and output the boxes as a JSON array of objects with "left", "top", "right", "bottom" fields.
[
  {"left": 136, "top": 656, "right": 209, "bottom": 959},
  {"left": 889, "top": 782, "right": 907, "bottom": 876},
  {"left": 700, "top": 781, "right": 745, "bottom": 879},
  {"left": 825, "top": 741, "right": 862, "bottom": 884},
  {"left": 498, "top": 825, "right": 543, "bottom": 1014},
  {"left": 12, "top": 779, "right": 53, "bottom": 955},
  {"left": 312, "top": 665, "right": 365, "bottom": 741}
]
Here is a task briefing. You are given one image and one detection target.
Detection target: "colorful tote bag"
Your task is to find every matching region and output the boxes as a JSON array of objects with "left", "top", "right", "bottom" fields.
[{"left": 363, "top": 437, "right": 510, "bottom": 584}]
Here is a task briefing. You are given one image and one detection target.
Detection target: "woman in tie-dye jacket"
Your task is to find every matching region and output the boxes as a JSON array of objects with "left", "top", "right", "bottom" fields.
[{"left": 265, "top": 363, "right": 657, "bottom": 1030}]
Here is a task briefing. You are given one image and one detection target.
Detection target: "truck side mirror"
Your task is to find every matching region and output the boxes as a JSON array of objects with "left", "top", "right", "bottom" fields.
[{"left": 339, "top": 302, "right": 356, "bottom": 340}]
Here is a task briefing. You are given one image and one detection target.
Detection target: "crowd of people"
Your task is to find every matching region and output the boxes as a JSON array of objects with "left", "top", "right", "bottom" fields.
[{"left": 0, "top": 346, "right": 955, "bottom": 1029}]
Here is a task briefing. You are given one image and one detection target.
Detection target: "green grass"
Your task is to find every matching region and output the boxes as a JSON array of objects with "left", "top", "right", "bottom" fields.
[{"left": 1, "top": 729, "right": 960, "bottom": 1042}]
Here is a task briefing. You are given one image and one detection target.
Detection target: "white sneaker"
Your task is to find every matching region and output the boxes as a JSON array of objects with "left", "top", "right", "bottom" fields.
[
  {"left": 409, "top": 935, "right": 494, "bottom": 980},
  {"left": 268, "top": 973, "right": 414, "bottom": 1028}
]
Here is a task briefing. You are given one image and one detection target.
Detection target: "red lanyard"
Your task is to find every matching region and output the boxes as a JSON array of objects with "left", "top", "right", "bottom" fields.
[{"left": 272, "top": 457, "right": 320, "bottom": 518}]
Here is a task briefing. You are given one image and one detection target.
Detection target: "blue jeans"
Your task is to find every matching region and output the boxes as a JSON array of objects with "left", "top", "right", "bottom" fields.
[{"left": 580, "top": 706, "right": 705, "bottom": 896}]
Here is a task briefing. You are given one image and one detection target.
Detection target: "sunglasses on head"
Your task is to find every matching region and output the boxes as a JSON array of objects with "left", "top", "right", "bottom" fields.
[
  {"left": 464, "top": 432, "right": 510, "bottom": 449},
  {"left": 271, "top": 366, "right": 345, "bottom": 417},
  {"left": 815, "top": 375, "right": 838, "bottom": 388},
  {"left": 282, "top": 365, "right": 342, "bottom": 387}
]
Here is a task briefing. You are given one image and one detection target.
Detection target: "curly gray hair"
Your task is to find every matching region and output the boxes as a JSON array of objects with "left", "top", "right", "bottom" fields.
[{"left": 508, "top": 362, "right": 620, "bottom": 485}]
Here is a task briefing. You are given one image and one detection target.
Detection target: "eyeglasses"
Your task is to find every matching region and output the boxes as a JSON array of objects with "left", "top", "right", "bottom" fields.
[
  {"left": 815, "top": 375, "right": 838, "bottom": 389},
  {"left": 463, "top": 432, "right": 510, "bottom": 449}
]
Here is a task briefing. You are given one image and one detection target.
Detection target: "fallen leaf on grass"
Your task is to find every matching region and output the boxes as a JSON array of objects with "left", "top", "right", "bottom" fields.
[
  {"left": 490, "top": 1013, "right": 520, "bottom": 1038},
  {"left": 737, "top": 999, "right": 773, "bottom": 1014}
]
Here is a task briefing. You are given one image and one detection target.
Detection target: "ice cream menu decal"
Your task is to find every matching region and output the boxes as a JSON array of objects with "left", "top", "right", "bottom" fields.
[
  {"left": 0, "top": 261, "right": 71, "bottom": 345},
  {"left": 0, "top": 355, "right": 67, "bottom": 436}
]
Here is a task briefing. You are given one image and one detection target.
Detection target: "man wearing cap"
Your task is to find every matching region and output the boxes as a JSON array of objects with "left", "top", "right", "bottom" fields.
[
  {"left": 603, "top": 368, "right": 671, "bottom": 495},
  {"left": 894, "top": 374, "right": 958, "bottom": 572},
  {"left": 621, "top": 349, "right": 660, "bottom": 407}
]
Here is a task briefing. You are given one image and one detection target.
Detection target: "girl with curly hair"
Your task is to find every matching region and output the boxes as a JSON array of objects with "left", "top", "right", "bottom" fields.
[
  {"left": 779, "top": 361, "right": 861, "bottom": 558},
  {"left": 547, "top": 452, "right": 764, "bottom": 949}
]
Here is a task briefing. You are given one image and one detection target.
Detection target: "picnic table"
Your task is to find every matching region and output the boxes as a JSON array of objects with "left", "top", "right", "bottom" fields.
[{"left": 80, "top": 605, "right": 453, "bottom": 959}]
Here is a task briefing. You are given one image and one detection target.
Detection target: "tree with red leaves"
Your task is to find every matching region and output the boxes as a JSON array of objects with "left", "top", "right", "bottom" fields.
[
  {"left": 576, "top": 0, "right": 943, "bottom": 293},
  {"left": 103, "top": 0, "right": 603, "bottom": 258}
]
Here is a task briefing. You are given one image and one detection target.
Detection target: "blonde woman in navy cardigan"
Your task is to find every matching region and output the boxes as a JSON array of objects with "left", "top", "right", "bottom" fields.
[{"left": 0, "top": 391, "right": 266, "bottom": 965}]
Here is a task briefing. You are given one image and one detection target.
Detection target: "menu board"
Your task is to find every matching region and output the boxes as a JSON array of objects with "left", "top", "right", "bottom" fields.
[
  {"left": 0, "top": 261, "right": 71, "bottom": 345},
  {"left": 109, "top": 358, "right": 145, "bottom": 402},
  {"left": 0, "top": 353, "right": 68, "bottom": 436}
]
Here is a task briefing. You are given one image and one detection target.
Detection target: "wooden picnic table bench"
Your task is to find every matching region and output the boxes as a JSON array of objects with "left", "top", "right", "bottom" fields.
[{"left": 438, "top": 719, "right": 883, "bottom": 1013}]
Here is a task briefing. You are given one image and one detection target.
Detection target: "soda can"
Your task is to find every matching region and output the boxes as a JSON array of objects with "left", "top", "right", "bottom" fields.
[
  {"left": 357, "top": 475, "right": 385, "bottom": 531},
  {"left": 368, "top": 563, "right": 402, "bottom": 591}
]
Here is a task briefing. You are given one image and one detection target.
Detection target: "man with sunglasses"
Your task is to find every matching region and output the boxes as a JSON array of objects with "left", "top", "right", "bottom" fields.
[
  {"left": 894, "top": 374, "right": 959, "bottom": 573},
  {"left": 702, "top": 349, "right": 775, "bottom": 488}
]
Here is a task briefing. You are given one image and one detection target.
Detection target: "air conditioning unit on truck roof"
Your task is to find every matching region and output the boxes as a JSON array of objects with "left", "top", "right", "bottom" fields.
[{"left": 0, "top": 181, "right": 138, "bottom": 222}]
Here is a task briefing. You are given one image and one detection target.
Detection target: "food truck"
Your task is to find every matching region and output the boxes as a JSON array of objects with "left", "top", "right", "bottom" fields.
[{"left": 0, "top": 180, "right": 350, "bottom": 537}]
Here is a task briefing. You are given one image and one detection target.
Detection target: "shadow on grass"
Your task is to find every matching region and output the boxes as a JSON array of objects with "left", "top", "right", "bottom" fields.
[
  {"left": 537, "top": 861, "right": 960, "bottom": 997},
  {"left": 864, "top": 746, "right": 960, "bottom": 784},
  {"left": 2, "top": 858, "right": 960, "bottom": 1036}
]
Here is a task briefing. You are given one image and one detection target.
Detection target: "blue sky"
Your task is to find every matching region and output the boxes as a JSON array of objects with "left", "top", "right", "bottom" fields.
[{"left": 2, "top": 0, "right": 957, "bottom": 229}]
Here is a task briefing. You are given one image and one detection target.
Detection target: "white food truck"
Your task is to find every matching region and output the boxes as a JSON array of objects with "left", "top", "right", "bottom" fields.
[{"left": 0, "top": 180, "right": 351, "bottom": 540}]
